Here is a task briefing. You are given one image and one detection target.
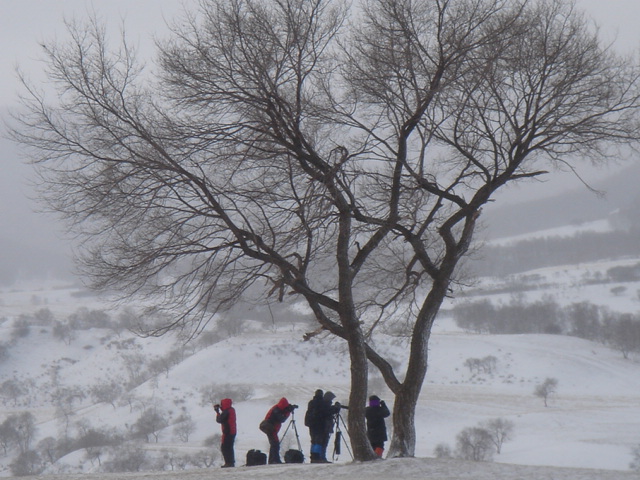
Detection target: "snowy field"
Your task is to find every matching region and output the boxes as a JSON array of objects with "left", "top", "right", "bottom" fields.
[
  {"left": 25, "top": 457, "right": 640, "bottom": 480},
  {"left": 1, "top": 254, "right": 640, "bottom": 479}
]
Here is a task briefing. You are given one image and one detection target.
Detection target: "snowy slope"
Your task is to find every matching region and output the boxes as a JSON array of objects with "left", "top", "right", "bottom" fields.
[{"left": 1, "top": 247, "right": 640, "bottom": 477}]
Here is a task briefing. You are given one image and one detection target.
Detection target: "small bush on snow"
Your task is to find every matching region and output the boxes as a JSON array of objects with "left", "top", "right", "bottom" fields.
[{"left": 630, "top": 444, "right": 640, "bottom": 471}]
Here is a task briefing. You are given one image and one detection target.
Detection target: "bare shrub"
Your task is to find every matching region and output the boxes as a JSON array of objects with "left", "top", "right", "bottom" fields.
[
  {"left": 434, "top": 443, "right": 453, "bottom": 459},
  {"left": 464, "top": 356, "right": 498, "bottom": 376},
  {"left": 10, "top": 450, "right": 44, "bottom": 476},
  {"left": 455, "top": 427, "right": 494, "bottom": 462},
  {"left": 481, "top": 418, "right": 515, "bottom": 454},
  {"left": 199, "top": 383, "right": 253, "bottom": 407},
  {"left": 103, "top": 443, "right": 149, "bottom": 473}
]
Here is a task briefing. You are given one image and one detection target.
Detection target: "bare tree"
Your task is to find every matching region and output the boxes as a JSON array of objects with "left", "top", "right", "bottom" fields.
[
  {"left": 605, "top": 313, "right": 640, "bottom": 359},
  {"left": 3, "top": 412, "right": 37, "bottom": 454},
  {"left": 11, "top": 0, "right": 640, "bottom": 459},
  {"left": 0, "top": 419, "right": 17, "bottom": 454},
  {"left": 534, "top": 377, "right": 559, "bottom": 407},
  {"left": 481, "top": 418, "right": 514, "bottom": 454},
  {"left": 132, "top": 409, "right": 169, "bottom": 443},
  {"left": 90, "top": 381, "right": 123, "bottom": 409},
  {"left": 103, "top": 443, "right": 149, "bottom": 473},
  {"left": 173, "top": 414, "right": 197, "bottom": 443},
  {"left": 0, "top": 379, "right": 27, "bottom": 407}
]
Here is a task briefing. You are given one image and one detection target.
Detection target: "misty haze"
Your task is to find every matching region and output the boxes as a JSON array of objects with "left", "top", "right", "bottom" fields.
[{"left": 2, "top": 0, "right": 640, "bottom": 479}]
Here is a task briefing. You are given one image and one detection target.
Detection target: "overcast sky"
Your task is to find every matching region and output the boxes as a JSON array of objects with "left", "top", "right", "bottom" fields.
[{"left": 1, "top": 0, "right": 639, "bottom": 282}]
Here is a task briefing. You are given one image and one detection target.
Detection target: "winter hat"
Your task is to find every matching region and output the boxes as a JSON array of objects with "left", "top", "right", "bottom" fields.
[
  {"left": 369, "top": 395, "right": 381, "bottom": 407},
  {"left": 315, "top": 389, "right": 323, "bottom": 397},
  {"left": 324, "top": 391, "right": 336, "bottom": 402}
]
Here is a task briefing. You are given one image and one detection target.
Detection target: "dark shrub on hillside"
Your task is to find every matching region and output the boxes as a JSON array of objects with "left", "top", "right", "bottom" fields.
[
  {"left": 10, "top": 450, "right": 43, "bottom": 476},
  {"left": 566, "top": 302, "right": 603, "bottom": 341},
  {"left": 604, "top": 313, "right": 640, "bottom": 359},
  {"left": 453, "top": 298, "right": 640, "bottom": 357},
  {"left": 606, "top": 263, "right": 640, "bottom": 282},
  {"left": 473, "top": 230, "right": 640, "bottom": 277},
  {"left": 453, "top": 296, "right": 564, "bottom": 334}
]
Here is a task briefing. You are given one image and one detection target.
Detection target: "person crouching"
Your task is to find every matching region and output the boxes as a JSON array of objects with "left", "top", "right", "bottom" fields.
[{"left": 260, "top": 397, "right": 297, "bottom": 464}]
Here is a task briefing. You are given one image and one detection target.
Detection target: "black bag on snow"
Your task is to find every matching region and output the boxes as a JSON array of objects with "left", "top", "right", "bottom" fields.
[
  {"left": 284, "top": 448, "right": 304, "bottom": 464},
  {"left": 246, "top": 449, "right": 267, "bottom": 466}
]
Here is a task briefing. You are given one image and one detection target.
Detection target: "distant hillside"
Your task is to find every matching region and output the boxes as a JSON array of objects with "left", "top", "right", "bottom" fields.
[
  {"left": 1, "top": 274, "right": 640, "bottom": 475},
  {"left": 466, "top": 162, "right": 640, "bottom": 276},
  {"left": 482, "top": 162, "right": 640, "bottom": 239}
]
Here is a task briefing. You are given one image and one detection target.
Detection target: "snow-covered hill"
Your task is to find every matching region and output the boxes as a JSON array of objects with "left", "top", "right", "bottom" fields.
[{"left": 1, "top": 251, "right": 640, "bottom": 478}]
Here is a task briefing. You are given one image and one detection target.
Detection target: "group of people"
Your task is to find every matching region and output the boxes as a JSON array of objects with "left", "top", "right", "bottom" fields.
[{"left": 213, "top": 390, "right": 390, "bottom": 468}]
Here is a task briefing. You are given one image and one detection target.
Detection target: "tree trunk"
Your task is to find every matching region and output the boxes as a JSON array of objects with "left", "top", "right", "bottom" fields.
[
  {"left": 345, "top": 327, "right": 378, "bottom": 461},
  {"left": 386, "top": 274, "right": 450, "bottom": 457},
  {"left": 386, "top": 334, "right": 428, "bottom": 458}
]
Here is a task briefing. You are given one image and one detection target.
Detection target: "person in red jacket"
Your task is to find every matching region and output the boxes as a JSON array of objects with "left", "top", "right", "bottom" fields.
[
  {"left": 260, "top": 397, "right": 298, "bottom": 464},
  {"left": 214, "top": 398, "right": 236, "bottom": 468}
]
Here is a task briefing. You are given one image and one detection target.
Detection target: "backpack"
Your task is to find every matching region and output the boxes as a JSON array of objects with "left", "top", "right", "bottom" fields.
[
  {"left": 284, "top": 448, "right": 305, "bottom": 464},
  {"left": 304, "top": 407, "right": 314, "bottom": 427},
  {"left": 246, "top": 449, "right": 267, "bottom": 466},
  {"left": 259, "top": 419, "right": 274, "bottom": 434}
]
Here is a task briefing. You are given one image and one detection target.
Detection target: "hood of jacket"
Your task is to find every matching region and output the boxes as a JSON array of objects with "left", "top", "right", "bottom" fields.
[
  {"left": 276, "top": 397, "right": 290, "bottom": 410},
  {"left": 221, "top": 398, "right": 233, "bottom": 410}
]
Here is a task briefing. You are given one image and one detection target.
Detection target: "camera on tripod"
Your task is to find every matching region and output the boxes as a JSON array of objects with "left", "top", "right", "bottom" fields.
[{"left": 335, "top": 402, "right": 349, "bottom": 410}]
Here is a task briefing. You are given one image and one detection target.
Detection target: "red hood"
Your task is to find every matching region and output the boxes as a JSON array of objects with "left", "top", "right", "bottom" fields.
[
  {"left": 276, "top": 397, "right": 290, "bottom": 410},
  {"left": 221, "top": 398, "right": 233, "bottom": 410}
]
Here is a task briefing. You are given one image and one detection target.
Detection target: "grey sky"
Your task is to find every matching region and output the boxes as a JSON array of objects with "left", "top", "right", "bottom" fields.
[{"left": 0, "top": 0, "right": 638, "bottom": 281}]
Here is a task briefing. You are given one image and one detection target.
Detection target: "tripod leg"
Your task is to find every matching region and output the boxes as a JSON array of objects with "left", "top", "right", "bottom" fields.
[
  {"left": 337, "top": 413, "right": 354, "bottom": 460},
  {"left": 291, "top": 420, "right": 303, "bottom": 452}
]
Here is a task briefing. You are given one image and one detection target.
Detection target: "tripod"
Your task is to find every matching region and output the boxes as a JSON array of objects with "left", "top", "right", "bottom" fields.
[
  {"left": 332, "top": 411, "right": 353, "bottom": 461},
  {"left": 280, "top": 410, "right": 303, "bottom": 452}
]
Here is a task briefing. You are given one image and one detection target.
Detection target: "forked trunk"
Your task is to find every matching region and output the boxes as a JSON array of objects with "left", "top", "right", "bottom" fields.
[
  {"left": 387, "top": 387, "right": 419, "bottom": 457},
  {"left": 386, "top": 352, "right": 426, "bottom": 458},
  {"left": 386, "top": 276, "right": 447, "bottom": 457},
  {"left": 345, "top": 324, "right": 379, "bottom": 461}
]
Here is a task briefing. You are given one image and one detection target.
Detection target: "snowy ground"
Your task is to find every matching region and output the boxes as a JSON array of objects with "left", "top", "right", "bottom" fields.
[
  {"left": 1, "top": 255, "right": 640, "bottom": 478},
  {"left": 25, "top": 457, "right": 640, "bottom": 480}
]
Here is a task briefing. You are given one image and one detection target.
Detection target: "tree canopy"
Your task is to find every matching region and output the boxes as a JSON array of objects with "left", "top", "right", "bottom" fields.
[{"left": 11, "top": 0, "right": 640, "bottom": 460}]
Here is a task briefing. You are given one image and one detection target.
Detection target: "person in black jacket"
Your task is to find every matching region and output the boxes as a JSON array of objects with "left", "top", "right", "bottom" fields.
[
  {"left": 304, "top": 389, "right": 325, "bottom": 462},
  {"left": 319, "top": 391, "right": 342, "bottom": 462},
  {"left": 365, "top": 395, "right": 390, "bottom": 457}
]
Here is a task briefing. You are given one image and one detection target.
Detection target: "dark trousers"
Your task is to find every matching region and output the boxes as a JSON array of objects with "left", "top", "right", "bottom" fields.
[
  {"left": 309, "top": 428, "right": 330, "bottom": 460},
  {"left": 267, "top": 432, "right": 281, "bottom": 463},
  {"left": 221, "top": 434, "right": 236, "bottom": 466}
]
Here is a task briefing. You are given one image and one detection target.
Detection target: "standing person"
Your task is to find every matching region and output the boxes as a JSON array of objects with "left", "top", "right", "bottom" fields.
[
  {"left": 214, "top": 398, "right": 237, "bottom": 468},
  {"left": 318, "top": 391, "right": 342, "bottom": 463},
  {"left": 365, "top": 395, "right": 390, "bottom": 457},
  {"left": 260, "top": 397, "right": 298, "bottom": 464},
  {"left": 305, "top": 389, "right": 326, "bottom": 463}
]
